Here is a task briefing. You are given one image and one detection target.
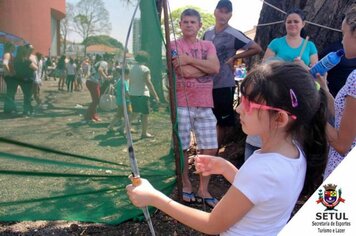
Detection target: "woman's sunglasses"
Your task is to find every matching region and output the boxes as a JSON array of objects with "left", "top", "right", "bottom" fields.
[{"left": 240, "top": 96, "right": 297, "bottom": 120}]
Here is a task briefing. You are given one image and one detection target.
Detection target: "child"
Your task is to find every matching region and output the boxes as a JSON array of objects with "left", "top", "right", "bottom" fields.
[
  {"left": 126, "top": 61, "right": 328, "bottom": 235},
  {"left": 107, "top": 67, "right": 131, "bottom": 134},
  {"left": 129, "top": 51, "right": 159, "bottom": 138}
]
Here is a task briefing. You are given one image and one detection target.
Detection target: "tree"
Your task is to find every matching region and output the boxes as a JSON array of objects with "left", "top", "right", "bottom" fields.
[
  {"left": 166, "top": 6, "right": 215, "bottom": 39},
  {"left": 73, "top": 0, "right": 112, "bottom": 52},
  {"left": 83, "top": 35, "right": 124, "bottom": 57},
  {"left": 82, "top": 35, "right": 124, "bottom": 49},
  {"left": 251, "top": 0, "right": 354, "bottom": 66},
  {"left": 60, "top": 2, "right": 74, "bottom": 55}
]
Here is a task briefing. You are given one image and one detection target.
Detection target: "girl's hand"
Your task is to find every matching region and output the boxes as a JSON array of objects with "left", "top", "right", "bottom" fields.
[
  {"left": 315, "top": 73, "right": 329, "bottom": 91},
  {"left": 126, "top": 178, "right": 159, "bottom": 208},
  {"left": 193, "top": 155, "right": 227, "bottom": 176}
]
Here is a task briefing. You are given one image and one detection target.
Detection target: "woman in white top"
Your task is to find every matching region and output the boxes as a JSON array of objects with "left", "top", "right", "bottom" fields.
[{"left": 318, "top": 5, "right": 356, "bottom": 179}]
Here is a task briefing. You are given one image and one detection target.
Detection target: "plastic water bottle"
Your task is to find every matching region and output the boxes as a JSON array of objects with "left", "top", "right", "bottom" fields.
[
  {"left": 310, "top": 49, "right": 344, "bottom": 78},
  {"left": 171, "top": 49, "right": 178, "bottom": 58}
]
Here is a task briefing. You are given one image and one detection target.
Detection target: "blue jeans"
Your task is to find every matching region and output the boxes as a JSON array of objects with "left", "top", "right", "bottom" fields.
[
  {"left": 3, "top": 76, "right": 19, "bottom": 113},
  {"left": 19, "top": 80, "right": 33, "bottom": 115}
]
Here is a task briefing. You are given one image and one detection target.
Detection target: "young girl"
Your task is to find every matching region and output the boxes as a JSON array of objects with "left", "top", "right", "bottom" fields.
[
  {"left": 126, "top": 61, "right": 328, "bottom": 235},
  {"left": 107, "top": 67, "right": 131, "bottom": 134},
  {"left": 129, "top": 51, "right": 159, "bottom": 138}
]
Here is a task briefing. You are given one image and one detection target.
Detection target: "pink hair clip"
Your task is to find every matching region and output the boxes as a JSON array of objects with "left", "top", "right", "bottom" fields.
[{"left": 290, "top": 89, "right": 298, "bottom": 108}]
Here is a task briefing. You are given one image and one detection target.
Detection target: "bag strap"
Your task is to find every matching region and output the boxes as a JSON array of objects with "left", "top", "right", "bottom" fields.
[{"left": 103, "top": 84, "right": 114, "bottom": 95}]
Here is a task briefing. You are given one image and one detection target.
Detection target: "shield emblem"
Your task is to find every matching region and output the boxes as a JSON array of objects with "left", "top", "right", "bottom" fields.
[{"left": 324, "top": 190, "right": 337, "bottom": 205}]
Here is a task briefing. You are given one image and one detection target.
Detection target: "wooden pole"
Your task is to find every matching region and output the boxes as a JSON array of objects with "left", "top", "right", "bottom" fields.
[{"left": 162, "top": 0, "right": 183, "bottom": 202}]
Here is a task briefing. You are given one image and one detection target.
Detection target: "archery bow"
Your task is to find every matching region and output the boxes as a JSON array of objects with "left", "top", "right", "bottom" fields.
[{"left": 121, "top": 1, "right": 156, "bottom": 235}]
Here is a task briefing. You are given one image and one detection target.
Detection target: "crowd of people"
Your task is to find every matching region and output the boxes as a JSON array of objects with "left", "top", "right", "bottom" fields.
[
  {"left": 127, "top": 1, "right": 356, "bottom": 235},
  {"left": 2, "top": 45, "right": 100, "bottom": 116},
  {"left": 1, "top": 42, "right": 161, "bottom": 138},
  {"left": 1, "top": 47, "right": 130, "bottom": 117}
]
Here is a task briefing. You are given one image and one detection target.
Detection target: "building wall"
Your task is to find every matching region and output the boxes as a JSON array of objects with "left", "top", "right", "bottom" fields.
[{"left": 0, "top": 0, "right": 65, "bottom": 56}]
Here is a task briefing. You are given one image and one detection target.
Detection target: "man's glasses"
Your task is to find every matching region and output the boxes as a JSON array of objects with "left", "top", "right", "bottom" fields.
[{"left": 241, "top": 96, "right": 297, "bottom": 120}]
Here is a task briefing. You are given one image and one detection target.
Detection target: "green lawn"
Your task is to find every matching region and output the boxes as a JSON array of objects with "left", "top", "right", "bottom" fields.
[{"left": 0, "top": 79, "right": 176, "bottom": 224}]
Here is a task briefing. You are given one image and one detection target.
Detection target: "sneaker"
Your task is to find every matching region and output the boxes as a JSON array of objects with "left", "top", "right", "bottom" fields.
[
  {"left": 141, "top": 133, "right": 154, "bottom": 139},
  {"left": 132, "top": 119, "right": 141, "bottom": 125}
]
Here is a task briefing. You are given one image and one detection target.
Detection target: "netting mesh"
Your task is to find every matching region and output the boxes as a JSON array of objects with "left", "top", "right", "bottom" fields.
[{"left": 0, "top": 0, "right": 178, "bottom": 224}]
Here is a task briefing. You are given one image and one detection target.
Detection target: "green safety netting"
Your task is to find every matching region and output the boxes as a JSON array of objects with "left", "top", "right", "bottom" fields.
[{"left": 0, "top": 0, "right": 180, "bottom": 225}]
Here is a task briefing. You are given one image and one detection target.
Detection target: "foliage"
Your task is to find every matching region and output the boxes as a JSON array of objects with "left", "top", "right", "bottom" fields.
[
  {"left": 72, "top": 0, "right": 112, "bottom": 47},
  {"left": 165, "top": 6, "right": 215, "bottom": 39},
  {"left": 82, "top": 35, "right": 124, "bottom": 49}
]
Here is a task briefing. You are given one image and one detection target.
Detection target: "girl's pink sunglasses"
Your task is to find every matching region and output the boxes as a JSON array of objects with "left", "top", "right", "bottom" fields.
[{"left": 241, "top": 96, "right": 297, "bottom": 120}]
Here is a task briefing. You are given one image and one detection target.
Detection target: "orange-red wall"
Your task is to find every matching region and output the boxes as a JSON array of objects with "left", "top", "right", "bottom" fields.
[{"left": 0, "top": 0, "right": 65, "bottom": 56}]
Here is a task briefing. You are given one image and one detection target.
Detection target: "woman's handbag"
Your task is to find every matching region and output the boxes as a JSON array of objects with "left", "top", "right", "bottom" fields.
[{"left": 99, "top": 84, "right": 117, "bottom": 111}]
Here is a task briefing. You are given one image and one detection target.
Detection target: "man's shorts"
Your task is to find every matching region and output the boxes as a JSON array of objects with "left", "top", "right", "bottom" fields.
[
  {"left": 212, "top": 87, "right": 236, "bottom": 126},
  {"left": 177, "top": 107, "right": 218, "bottom": 150},
  {"left": 130, "top": 96, "right": 149, "bottom": 115}
]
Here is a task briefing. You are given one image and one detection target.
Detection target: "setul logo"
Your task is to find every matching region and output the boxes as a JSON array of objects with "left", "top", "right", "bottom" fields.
[
  {"left": 313, "top": 184, "right": 350, "bottom": 233},
  {"left": 316, "top": 184, "right": 345, "bottom": 211}
]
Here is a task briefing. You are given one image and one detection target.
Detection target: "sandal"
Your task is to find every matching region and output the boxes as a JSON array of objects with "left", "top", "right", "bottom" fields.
[
  {"left": 196, "top": 196, "right": 219, "bottom": 208},
  {"left": 182, "top": 192, "right": 196, "bottom": 204}
]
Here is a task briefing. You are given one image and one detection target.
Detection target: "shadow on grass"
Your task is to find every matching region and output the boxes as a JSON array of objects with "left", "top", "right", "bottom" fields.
[
  {"left": 0, "top": 81, "right": 177, "bottom": 226},
  {"left": 0, "top": 147, "right": 176, "bottom": 225},
  {"left": 94, "top": 131, "right": 127, "bottom": 147}
]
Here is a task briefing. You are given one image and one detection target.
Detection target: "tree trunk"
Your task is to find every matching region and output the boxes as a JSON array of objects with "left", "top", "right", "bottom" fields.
[
  {"left": 251, "top": 0, "right": 354, "bottom": 66},
  {"left": 62, "top": 37, "right": 67, "bottom": 55}
]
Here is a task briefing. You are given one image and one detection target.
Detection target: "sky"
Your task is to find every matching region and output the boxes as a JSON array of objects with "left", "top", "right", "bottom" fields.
[
  {"left": 169, "top": 0, "right": 263, "bottom": 32},
  {"left": 66, "top": 0, "right": 263, "bottom": 49}
]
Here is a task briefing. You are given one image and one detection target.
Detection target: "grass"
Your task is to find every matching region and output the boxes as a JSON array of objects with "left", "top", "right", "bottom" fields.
[{"left": 0, "top": 78, "right": 176, "bottom": 224}]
